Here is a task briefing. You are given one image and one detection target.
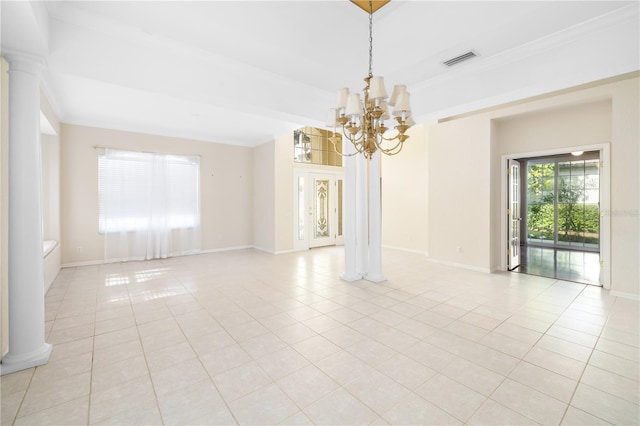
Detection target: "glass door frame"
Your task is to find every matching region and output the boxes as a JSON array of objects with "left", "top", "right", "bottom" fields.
[
  {"left": 293, "top": 169, "right": 345, "bottom": 251},
  {"left": 500, "top": 144, "right": 610, "bottom": 289}
]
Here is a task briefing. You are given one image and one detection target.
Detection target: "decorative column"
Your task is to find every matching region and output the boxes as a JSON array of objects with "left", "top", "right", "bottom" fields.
[
  {"left": 340, "top": 140, "right": 360, "bottom": 281},
  {"left": 355, "top": 151, "right": 369, "bottom": 276},
  {"left": 366, "top": 150, "right": 385, "bottom": 282},
  {"left": 0, "top": 54, "right": 52, "bottom": 375}
]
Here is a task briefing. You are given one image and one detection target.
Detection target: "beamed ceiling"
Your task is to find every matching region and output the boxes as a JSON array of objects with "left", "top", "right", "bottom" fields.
[{"left": 1, "top": 1, "right": 638, "bottom": 146}]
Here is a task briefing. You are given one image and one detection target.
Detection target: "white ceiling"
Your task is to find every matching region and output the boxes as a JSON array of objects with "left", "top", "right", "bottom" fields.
[{"left": 2, "top": 1, "right": 638, "bottom": 147}]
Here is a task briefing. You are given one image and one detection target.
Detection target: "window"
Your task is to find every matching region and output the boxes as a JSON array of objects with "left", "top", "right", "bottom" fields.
[
  {"left": 98, "top": 149, "right": 200, "bottom": 233},
  {"left": 293, "top": 126, "right": 342, "bottom": 166}
]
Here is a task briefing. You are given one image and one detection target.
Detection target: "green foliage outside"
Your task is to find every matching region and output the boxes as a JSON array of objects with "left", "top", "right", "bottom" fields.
[{"left": 526, "top": 162, "right": 599, "bottom": 245}]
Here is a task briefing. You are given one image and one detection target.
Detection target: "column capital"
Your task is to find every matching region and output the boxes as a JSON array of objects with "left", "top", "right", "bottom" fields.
[{"left": 2, "top": 49, "right": 45, "bottom": 77}]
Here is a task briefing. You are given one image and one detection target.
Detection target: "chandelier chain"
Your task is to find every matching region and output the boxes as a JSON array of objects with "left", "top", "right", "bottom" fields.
[{"left": 368, "top": 0, "right": 373, "bottom": 77}]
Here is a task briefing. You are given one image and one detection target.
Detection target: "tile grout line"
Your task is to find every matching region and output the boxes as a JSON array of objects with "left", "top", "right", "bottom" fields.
[
  {"left": 8, "top": 366, "right": 36, "bottom": 426},
  {"left": 94, "top": 262, "right": 162, "bottom": 425},
  {"left": 463, "top": 279, "right": 592, "bottom": 425},
  {"left": 86, "top": 267, "right": 99, "bottom": 426},
  {"left": 11, "top": 266, "right": 77, "bottom": 425},
  {"left": 139, "top": 259, "right": 181, "bottom": 426},
  {"left": 559, "top": 292, "right": 622, "bottom": 425},
  {"left": 169, "top": 262, "right": 242, "bottom": 425},
  {"left": 330, "top": 284, "right": 511, "bottom": 424},
  {"left": 454, "top": 287, "right": 538, "bottom": 425}
]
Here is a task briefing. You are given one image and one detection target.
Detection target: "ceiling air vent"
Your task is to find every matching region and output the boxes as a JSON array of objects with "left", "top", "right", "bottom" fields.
[{"left": 443, "top": 50, "right": 478, "bottom": 67}]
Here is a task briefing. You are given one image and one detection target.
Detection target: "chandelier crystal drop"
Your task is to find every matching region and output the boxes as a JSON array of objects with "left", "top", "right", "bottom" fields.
[{"left": 327, "top": 0, "right": 413, "bottom": 158}]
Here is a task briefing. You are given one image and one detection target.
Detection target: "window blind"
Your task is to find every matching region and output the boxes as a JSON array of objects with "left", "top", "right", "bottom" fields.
[{"left": 98, "top": 150, "right": 200, "bottom": 233}]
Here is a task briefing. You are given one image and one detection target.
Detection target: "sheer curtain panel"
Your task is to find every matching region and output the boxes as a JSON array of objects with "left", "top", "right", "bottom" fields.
[{"left": 99, "top": 149, "right": 200, "bottom": 262}]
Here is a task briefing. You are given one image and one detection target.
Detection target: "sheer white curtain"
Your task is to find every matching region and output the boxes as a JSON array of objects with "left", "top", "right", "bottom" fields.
[{"left": 100, "top": 149, "right": 200, "bottom": 262}]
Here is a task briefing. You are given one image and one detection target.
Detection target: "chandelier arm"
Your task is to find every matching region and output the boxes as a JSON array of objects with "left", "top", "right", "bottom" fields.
[
  {"left": 329, "top": 136, "right": 359, "bottom": 158},
  {"left": 378, "top": 141, "right": 405, "bottom": 156},
  {"left": 380, "top": 147, "right": 403, "bottom": 157},
  {"left": 327, "top": 125, "right": 362, "bottom": 158},
  {"left": 342, "top": 125, "right": 365, "bottom": 144},
  {"left": 340, "top": 125, "right": 367, "bottom": 156},
  {"left": 378, "top": 130, "right": 406, "bottom": 142},
  {"left": 375, "top": 137, "right": 403, "bottom": 153}
]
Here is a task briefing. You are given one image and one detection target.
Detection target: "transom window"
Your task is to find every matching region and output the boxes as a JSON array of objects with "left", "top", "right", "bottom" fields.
[{"left": 294, "top": 126, "right": 342, "bottom": 167}]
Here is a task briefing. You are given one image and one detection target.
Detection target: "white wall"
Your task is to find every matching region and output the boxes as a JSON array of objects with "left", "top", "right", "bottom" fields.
[
  {"left": 427, "top": 74, "right": 639, "bottom": 296},
  {"left": 60, "top": 124, "right": 254, "bottom": 265},
  {"left": 608, "top": 77, "right": 640, "bottom": 298},
  {"left": 428, "top": 115, "right": 493, "bottom": 271},
  {"left": 274, "top": 133, "right": 294, "bottom": 253},
  {"left": 253, "top": 141, "right": 275, "bottom": 253},
  {"left": 381, "top": 123, "right": 429, "bottom": 254}
]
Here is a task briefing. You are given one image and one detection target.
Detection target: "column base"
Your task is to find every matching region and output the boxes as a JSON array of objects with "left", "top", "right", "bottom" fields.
[
  {"left": 340, "top": 272, "right": 362, "bottom": 282},
  {"left": 364, "top": 273, "right": 387, "bottom": 283},
  {"left": 0, "top": 343, "right": 52, "bottom": 375}
]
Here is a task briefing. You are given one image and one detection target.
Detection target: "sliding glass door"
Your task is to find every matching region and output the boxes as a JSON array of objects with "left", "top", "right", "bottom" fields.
[
  {"left": 557, "top": 159, "right": 600, "bottom": 250},
  {"left": 526, "top": 154, "right": 599, "bottom": 251}
]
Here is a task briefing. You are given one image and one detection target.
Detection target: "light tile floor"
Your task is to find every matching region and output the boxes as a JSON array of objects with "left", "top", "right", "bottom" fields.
[{"left": 1, "top": 247, "right": 638, "bottom": 425}]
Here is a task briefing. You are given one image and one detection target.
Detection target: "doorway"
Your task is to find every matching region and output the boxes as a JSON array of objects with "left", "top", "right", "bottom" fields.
[
  {"left": 293, "top": 170, "right": 344, "bottom": 250},
  {"left": 503, "top": 146, "right": 610, "bottom": 287}
]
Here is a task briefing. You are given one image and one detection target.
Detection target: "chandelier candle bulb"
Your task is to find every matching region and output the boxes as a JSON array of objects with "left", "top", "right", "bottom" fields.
[
  {"left": 379, "top": 100, "right": 390, "bottom": 121},
  {"left": 337, "top": 87, "right": 350, "bottom": 110},
  {"left": 327, "top": 108, "right": 338, "bottom": 128}
]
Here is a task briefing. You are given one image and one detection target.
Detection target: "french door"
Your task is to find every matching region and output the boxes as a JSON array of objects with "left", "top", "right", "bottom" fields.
[
  {"left": 294, "top": 171, "right": 344, "bottom": 250},
  {"left": 507, "top": 159, "right": 521, "bottom": 270}
]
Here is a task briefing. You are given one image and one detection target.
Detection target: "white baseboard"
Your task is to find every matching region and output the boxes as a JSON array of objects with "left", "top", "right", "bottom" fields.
[
  {"left": 610, "top": 290, "right": 640, "bottom": 301},
  {"left": 62, "top": 245, "right": 255, "bottom": 268},
  {"left": 381, "top": 245, "right": 429, "bottom": 256},
  {"left": 274, "top": 249, "right": 295, "bottom": 255},
  {"left": 198, "top": 245, "right": 253, "bottom": 254},
  {"left": 61, "top": 259, "right": 104, "bottom": 268},
  {"left": 251, "top": 245, "right": 274, "bottom": 254},
  {"left": 251, "top": 246, "right": 298, "bottom": 255},
  {"left": 425, "top": 257, "right": 492, "bottom": 274}
]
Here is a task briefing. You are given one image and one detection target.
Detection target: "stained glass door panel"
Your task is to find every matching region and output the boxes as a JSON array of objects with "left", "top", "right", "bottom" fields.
[{"left": 314, "top": 179, "right": 329, "bottom": 238}]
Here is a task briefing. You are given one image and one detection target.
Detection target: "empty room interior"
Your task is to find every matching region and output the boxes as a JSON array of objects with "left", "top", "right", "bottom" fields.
[{"left": 0, "top": 1, "right": 639, "bottom": 425}]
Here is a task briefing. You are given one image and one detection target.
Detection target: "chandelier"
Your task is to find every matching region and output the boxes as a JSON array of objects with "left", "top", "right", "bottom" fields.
[{"left": 327, "top": 0, "right": 414, "bottom": 158}]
